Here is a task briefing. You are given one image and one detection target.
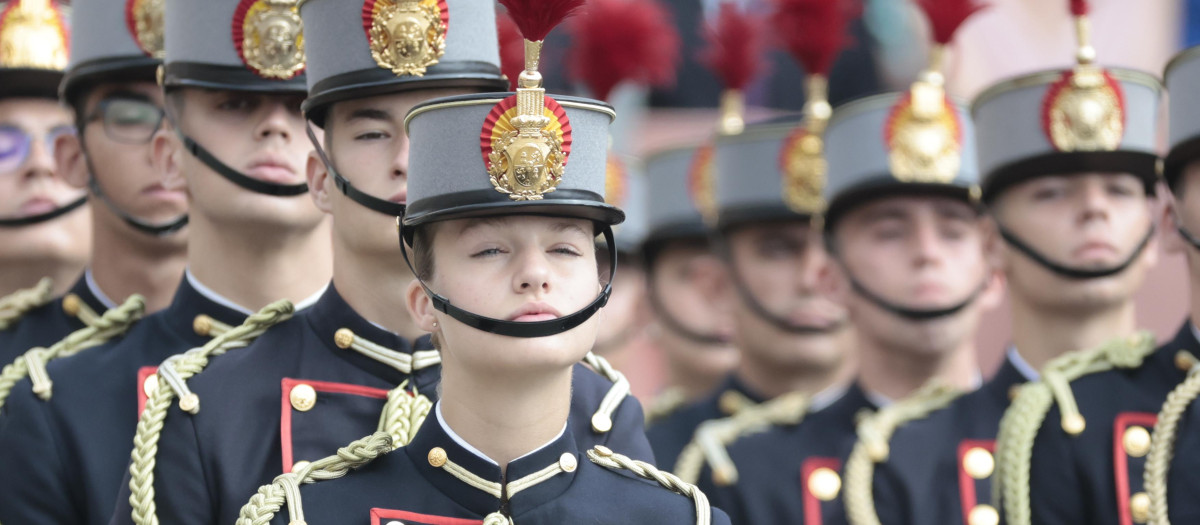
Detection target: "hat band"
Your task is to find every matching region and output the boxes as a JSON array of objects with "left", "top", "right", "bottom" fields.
[
  {"left": 982, "top": 150, "right": 1158, "bottom": 202},
  {"left": 716, "top": 204, "right": 812, "bottom": 232},
  {"left": 0, "top": 195, "right": 87, "bottom": 228},
  {"left": 404, "top": 189, "right": 607, "bottom": 223},
  {"left": 177, "top": 130, "right": 309, "bottom": 197},
  {"left": 306, "top": 123, "right": 406, "bottom": 217},
  {"left": 162, "top": 62, "right": 307, "bottom": 93},
  {"left": 997, "top": 223, "right": 1156, "bottom": 280}
]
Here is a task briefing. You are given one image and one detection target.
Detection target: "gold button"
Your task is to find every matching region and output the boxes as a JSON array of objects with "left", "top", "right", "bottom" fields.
[
  {"left": 719, "top": 391, "right": 743, "bottom": 415},
  {"left": 142, "top": 374, "right": 159, "bottom": 397},
  {"left": 179, "top": 393, "right": 199, "bottom": 412},
  {"left": 963, "top": 447, "right": 995, "bottom": 480},
  {"left": 1176, "top": 351, "right": 1197, "bottom": 371},
  {"left": 61, "top": 294, "right": 81, "bottom": 317},
  {"left": 591, "top": 413, "right": 612, "bottom": 433},
  {"left": 334, "top": 328, "right": 354, "bottom": 349},
  {"left": 807, "top": 467, "right": 841, "bottom": 502},
  {"left": 289, "top": 383, "right": 316, "bottom": 412},
  {"left": 713, "top": 467, "right": 736, "bottom": 487},
  {"left": 193, "top": 315, "right": 213, "bottom": 336},
  {"left": 559, "top": 453, "right": 577, "bottom": 472},
  {"left": 1130, "top": 492, "right": 1150, "bottom": 523},
  {"left": 1062, "top": 414, "right": 1086, "bottom": 435},
  {"left": 428, "top": 447, "right": 447, "bottom": 468},
  {"left": 1123, "top": 426, "right": 1152, "bottom": 458},
  {"left": 291, "top": 460, "right": 310, "bottom": 473},
  {"left": 1008, "top": 385, "right": 1021, "bottom": 401},
  {"left": 593, "top": 445, "right": 613, "bottom": 458},
  {"left": 968, "top": 504, "right": 999, "bottom": 525}
]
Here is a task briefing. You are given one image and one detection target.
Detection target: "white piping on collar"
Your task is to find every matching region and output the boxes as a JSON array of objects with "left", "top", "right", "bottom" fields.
[
  {"left": 1007, "top": 347, "right": 1040, "bottom": 382},
  {"left": 185, "top": 269, "right": 327, "bottom": 316},
  {"left": 84, "top": 269, "right": 119, "bottom": 309},
  {"left": 435, "top": 402, "right": 568, "bottom": 467}
]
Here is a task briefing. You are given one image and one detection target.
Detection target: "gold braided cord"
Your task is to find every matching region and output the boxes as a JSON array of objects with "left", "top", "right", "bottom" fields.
[
  {"left": 843, "top": 381, "right": 964, "bottom": 525},
  {"left": 582, "top": 351, "right": 632, "bottom": 433},
  {"left": 0, "top": 277, "right": 54, "bottom": 330},
  {"left": 0, "top": 294, "right": 146, "bottom": 410},
  {"left": 994, "top": 332, "right": 1156, "bottom": 525},
  {"left": 674, "top": 391, "right": 810, "bottom": 485},
  {"left": 645, "top": 387, "right": 687, "bottom": 425},
  {"left": 1146, "top": 356, "right": 1200, "bottom": 525},
  {"left": 342, "top": 333, "right": 440, "bottom": 374},
  {"left": 128, "top": 301, "right": 295, "bottom": 525},
  {"left": 588, "top": 445, "right": 713, "bottom": 525},
  {"left": 236, "top": 432, "right": 395, "bottom": 525},
  {"left": 376, "top": 380, "right": 434, "bottom": 448}
]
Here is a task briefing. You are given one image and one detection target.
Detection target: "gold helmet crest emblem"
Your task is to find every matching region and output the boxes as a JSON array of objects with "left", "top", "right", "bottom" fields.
[
  {"left": 233, "top": 0, "right": 305, "bottom": 80},
  {"left": 365, "top": 0, "right": 447, "bottom": 77}
]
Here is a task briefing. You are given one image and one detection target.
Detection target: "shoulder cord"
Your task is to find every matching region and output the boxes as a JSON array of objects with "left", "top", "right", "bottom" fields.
[
  {"left": 236, "top": 432, "right": 395, "bottom": 525},
  {"left": 589, "top": 445, "right": 713, "bottom": 525},
  {"left": 993, "top": 332, "right": 1157, "bottom": 525},
  {"left": 843, "top": 381, "right": 964, "bottom": 525},
  {"left": 0, "top": 277, "right": 54, "bottom": 330},
  {"left": 674, "top": 391, "right": 811, "bottom": 485},
  {"left": 335, "top": 328, "right": 441, "bottom": 374},
  {"left": 128, "top": 301, "right": 295, "bottom": 525},
  {"left": 645, "top": 387, "right": 687, "bottom": 425},
  {"left": 376, "top": 379, "right": 435, "bottom": 448},
  {"left": 0, "top": 294, "right": 146, "bottom": 411},
  {"left": 1145, "top": 352, "right": 1200, "bottom": 525},
  {"left": 582, "top": 351, "right": 632, "bottom": 433}
]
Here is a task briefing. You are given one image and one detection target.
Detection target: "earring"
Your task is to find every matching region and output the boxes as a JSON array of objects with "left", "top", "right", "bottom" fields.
[{"left": 432, "top": 321, "right": 438, "bottom": 328}]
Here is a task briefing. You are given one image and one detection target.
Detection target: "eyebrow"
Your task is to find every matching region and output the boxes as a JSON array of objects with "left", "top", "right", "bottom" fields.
[
  {"left": 549, "top": 220, "right": 592, "bottom": 238},
  {"left": 99, "top": 90, "right": 153, "bottom": 103},
  {"left": 343, "top": 108, "right": 394, "bottom": 125},
  {"left": 457, "top": 217, "right": 592, "bottom": 238}
]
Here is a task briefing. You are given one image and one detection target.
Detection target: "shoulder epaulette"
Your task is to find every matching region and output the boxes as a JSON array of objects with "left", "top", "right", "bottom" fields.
[
  {"left": 583, "top": 351, "right": 632, "bottom": 434},
  {"left": 0, "top": 277, "right": 55, "bottom": 331},
  {"left": 1144, "top": 352, "right": 1200, "bottom": 525},
  {"left": 994, "top": 331, "right": 1156, "bottom": 525},
  {"left": 589, "top": 445, "right": 716, "bottom": 525},
  {"left": 843, "top": 380, "right": 964, "bottom": 525},
  {"left": 645, "top": 387, "right": 687, "bottom": 425},
  {"left": 0, "top": 294, "right": 146, "bottom": 411},
  {"left": 674, "top": 391, "right": 810, "bottom": 485}
]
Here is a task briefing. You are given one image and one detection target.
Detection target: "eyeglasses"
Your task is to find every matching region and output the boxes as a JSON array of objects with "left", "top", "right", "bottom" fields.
[
  {"left": 85, "top": 98, "right": 165, "bottom": 145},
  {"left": 0, "top": 125, "right": 76, "bottom": 175}
]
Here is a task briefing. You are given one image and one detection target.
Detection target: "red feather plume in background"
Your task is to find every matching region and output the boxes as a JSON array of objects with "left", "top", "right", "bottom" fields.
[
  {"left": 497, "top": 12, "right": 524, "bottom": 90},
  {"left": 914, "top": 0, "right": 988, "bottom": 45},
  {"left": 769, "top": 0, "right": 859, "bottom": 77},
  {"left": 1069, "top": 0, "right": 1088, "bottom": 16},
  {"left": 565, "top": 0, "right": 681, "bottom": 101},
  {"left": 497, "top": 0, "right": 586, "bottom": 42},
  {"left": 698, "top": 3, "right": 769, "bottom": 91}
]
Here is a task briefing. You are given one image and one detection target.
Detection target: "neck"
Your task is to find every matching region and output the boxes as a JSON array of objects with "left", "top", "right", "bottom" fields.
[
  {"left": 88, "top": 214, "right": 187, "bottom": 313},
  {"left": 0, "top": 260, "right": 81, "bottom": 298},
  {"left": 331, "top": 239, "right": 424, "bottom": 340},
  {"left": 735, "top": 334, "right": 852, "bottom": 400},
  {"left": 439, "top": 363, "right": 572, "bottom": 474},
  {"left": 186, "top": 213, "right": 331, "bottom": 311},
  {"left": 1011, "top": 293, "right": 1137, "bottom": 371},
  {"left": 857, "top": 327, "right": 979, "bottom": 401},
  {"left": 666, "top": 360, "right": 727, "bottom": 401}
]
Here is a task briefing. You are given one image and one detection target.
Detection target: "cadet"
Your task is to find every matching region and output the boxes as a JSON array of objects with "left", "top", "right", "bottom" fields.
[
  {"left": 979, "top": 3, "right": 1166, "bottom": 525},
  {"left": 0, "top": 0, "right": 94, "bottom": 355},
  {"left": 691, "top": 1, "right": 996, "bottom": 523},
  {"left": 234, "top": 1, "right": 728, "bottom": 522},
  {"left": 0, "top": 0, "right": 333, "bottom": 521}
]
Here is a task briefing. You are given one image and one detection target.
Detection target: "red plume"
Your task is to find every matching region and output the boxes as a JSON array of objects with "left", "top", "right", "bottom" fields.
[
  {"left": 915, "top": 0, "right": 988, "bottom": 45},
  {"left": 698, "top": 3, "right": 769, "bottom": 91},
  {"left": 566, "top": 0, "right": 680, "bottom": 101},
  {"left": 497, "top": 0, "right": 587, "bottom": 42},
  {"left": 1069, "top": 0, "right": 1088, "bottom": 16},
  {"left": 769, "top": 0, "right": 860, "bottom": 77},
  {"left": 497, "top": 12, "right": 524, "bottom": 90}
]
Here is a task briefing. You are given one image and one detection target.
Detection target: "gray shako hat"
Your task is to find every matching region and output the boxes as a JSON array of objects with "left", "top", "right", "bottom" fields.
[
  {"left": 605, "top": 152, "right": 648, "bottom": 254},
  {"left": 714, "top": 116, "right": 825, "bottom": 231},
  {"left": 642, "top": 143, "right": 715, "bottom": 249},
  {"left": 298, "top": 0, "right": 507, "bottom": 128},
  {"left": 0, "top": 0, "right": 70, "bottom": 100},
  {"left": 60, "top": 0, "right": 162, "bottom": 106},
  {"left": 1164, "top": 46, "right": 1200, "bottom": 190}
]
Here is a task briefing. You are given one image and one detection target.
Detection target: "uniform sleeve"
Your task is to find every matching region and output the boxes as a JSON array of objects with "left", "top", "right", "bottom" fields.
[
  {"left": 108, "top": 403, "right": 216, "bottom": 525},
  {"left": 601, "top": 393, "right": 655, "bottom": 464},
  {"left": 695, "top": 464, "right": 749, "bottom": 525},
  {"left": 1025, "top": 405, "right": 1087, "bottom": 525},
  {"left": 0, "top": 379, "right": 81, "bottom": 523}
]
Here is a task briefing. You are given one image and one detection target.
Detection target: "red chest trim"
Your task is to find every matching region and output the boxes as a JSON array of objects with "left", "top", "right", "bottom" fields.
[
  {"left": 800, "top": 456, "right": 841, "bottom": 525},
  {"left": 1113, "top": 411, "right": 1156, "bottom": 525},
  {"left": 371, "top": 508, "right": 483, "bottom": 525},
  {"left": 280, "top": 378, "right": 390, "bottom": 472},
  {"left": 956, "top": 439, "right": 996, "bottom": 524},
  {"left": 137, "top": 366, "right": 157, "bottom": 415}
]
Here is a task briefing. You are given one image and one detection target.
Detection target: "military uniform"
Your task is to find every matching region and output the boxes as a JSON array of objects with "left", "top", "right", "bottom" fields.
[
  {"left": 648, "top": 375, "right": 767, "bottom": 471},
  {"left": 0, "top": 274, "right": 114, "bottom": 364}
]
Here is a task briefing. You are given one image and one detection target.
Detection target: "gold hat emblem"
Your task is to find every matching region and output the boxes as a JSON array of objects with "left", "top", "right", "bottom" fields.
[
  {"left": 366, "top": 0, "right": 447, "bottom": 77},
  {"left": 234, "top": 0, "right": 305, "bottom": 80},
  {"left": 1043, "top": 67, "right": 1125, "bottom": 152},
  {"left": 886, "top": 81, "right": 962, "bottom": 184},
  {"left": 481, "top": 75, "right": 573, "bottom": 201},
  {"left": 125, "top": 0, "right": 164, "bottom": 58},
  {"left": 0, "top": 0, "right": 68, "bottom": 70},
  {"left": 780, "top": 128, "right": 827, "bottom": 214}
]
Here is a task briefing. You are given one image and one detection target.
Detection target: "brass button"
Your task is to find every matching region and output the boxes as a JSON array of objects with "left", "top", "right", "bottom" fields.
[
  {"left": 968, "top": 504, "right": 999, "bottom": 525},
  {"left": 1176, "top": 351, "right": 1197, "bottom": 371},
  {"left": 559, "top": 453, "right": 577, "bottom": 472},
  {"left": 289, "top": 383, "right": 316, "bottom": 412},
  {"left": 334, "top": 328, "right": 354, "bottom": 349},
  {"left": 1008, "top": 385, "right": 1021, "bottom": 401},
  {"left": 807, "top": 467, "right": 841, "bottom": 502},
  {"left": 719, "top": 391, "right": 743, "bottom": 415},
  {"left": 1062, "top": 414, "right": 1086, "bottom": 435},
  {"left": 61, "top": 294, "right": 81, "bottom": 317},
  {"left": 963, "top": 447, "right": 995, "bottom": 480},
  {"left": 143, "top": 374, "right": 159, "bottom": 397},
  {"left": 428, "top": 447, "right": 447, "bottom": 468},
  {"left": 713, "top": 467, "right": 736, "bottom": 487},
  {"left": 193, "top": 315, "right": 213, "bottom": 336},
  {"left": 1130, "top": 491, "right": 1150, "bottom": 523},
  {"left": 593, "top": 445, "right": 613, "bottom": 458},
  {"left": 591, "top": 413, "right": 612, "bottom": 433},
  {"left": 1123, "top": 426, "right": 1151, "bottom": 458},
  {"left": 291, "top": 460, "right": 310, "bottom": 473},
  {"left": 179, "top": 393, "right": 199, "bottom": 412}
]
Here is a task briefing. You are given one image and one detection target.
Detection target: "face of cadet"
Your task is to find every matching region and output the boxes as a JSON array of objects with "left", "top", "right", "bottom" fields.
[
  {"left": 312, "top": 88, "right": 474, "bottom": 259},
  {"left": 648, "top": 241, "right": 740, "bottom": 383},
  {"left": 722, "top": 221, "right": 848, "bottom": 372},
  {"left": 593, "top": 251, "right": 648, "bottom": 354},
  {"left": 0, "top": 97, "right": 91, "bottom": 268},
  {"left": 158, "top": 88, "right": 324, "bottom": 232},
  {"left": 1166, "top": 162, "right": 1200, "bottom": 278},
  {"left": 994, "top": 172, "right": 1157, "bottom": 311},
  {"left": 409, "top": 216, "right": 604, "bottom": 376},
  {"left": 834, "top": 195, "right": 997, "bottom": 358},
  {"left": 57, "top": 83, "right": 187, "bottom": 241}
]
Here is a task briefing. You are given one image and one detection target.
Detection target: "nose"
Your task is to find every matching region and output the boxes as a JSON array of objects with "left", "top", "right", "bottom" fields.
[
  {"left": 22, "top": 133, "right": 56, "bottom": 181},
  {"left": 1078, "top": 178, "right": 1111, "bottom": 224},
  {"left": 911, "top": 216, "right": 944, "bottom": 269},
  {"left": 393, "top": 135, "right": 409, "bottom": 180},
  {"left": 512, "top": 248, "right": 552, "bottom": 295},
  {"left": 256, "top": 100, "right": 295, "bottom": 142}
]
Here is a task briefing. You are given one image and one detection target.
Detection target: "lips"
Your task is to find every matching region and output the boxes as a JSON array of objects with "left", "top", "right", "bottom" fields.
[
  {"left": 19, "top": 197, "right": 58, "bottom": 217},
  {"left": 508, "top": 302, "right": 563, "bottom": 322},
  {"left": 1072, "top": 240, "right": 1118, "bottom": 260},
  {"left": 244, "top": 157, "right": 298, "bottom": 184},
  {"left": 389, "top": 189, "right": 407, "bottom": 204}
]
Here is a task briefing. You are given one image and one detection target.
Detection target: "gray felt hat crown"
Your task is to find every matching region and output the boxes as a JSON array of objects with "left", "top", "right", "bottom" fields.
[
  {"left": 0, "top": 0, "right": 70, "bottom": 100},
  {"left": 972, "top": 67, "right": 1162, "bottom": 201},
  {"left": 298, "top": 0, "right": 506, "bottom": 126},
  {"left": 402, "top": 92, "right": 623, "bottom": 229},
  {"left": 606, "top": 152, "right": 648, "bottom": 253},
  {"left": 715, "top": 116, "right": 825, "bottom": 231},
  {"left": 642, "top": 142, "right": 715, "bottom": 246},
  {"left": 823, "top": 92, "right": 980, "bottom": 229},
  {"left": 60, "top": 0, "right": 161, "bottom": 106},
  {"left": 1165, "top": 47, "right": 1200, "bottom": 189},
  {"left": 163, "top": 0, "right": 306, "bottom": 93}
]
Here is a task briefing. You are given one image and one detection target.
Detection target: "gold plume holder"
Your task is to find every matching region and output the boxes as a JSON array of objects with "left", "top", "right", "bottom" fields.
[
  {"left": 718, "top": 89, "right": 745, "bottom": 136},
  {"left": 782, "top": 74, "right": 830, "bottom": 214},
  {"left": 1044, "top": 13, "right": 1124, "bottom": 152},
  {"left": 486, "top": 39, "right": 566, "bottom": 201},
  {"left": 887, "top": 44, "right": 961, "bottom": 183},
  {"left": 0, "top": 0, "right": 68, "bottom": 70}
]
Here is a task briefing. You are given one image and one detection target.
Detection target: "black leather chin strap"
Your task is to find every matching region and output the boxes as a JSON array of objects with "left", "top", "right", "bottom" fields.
[
  {"left": 399, "top": 219, "right": 617, "bottom": 338},
  {"left": 306, "top": 124, "right": 407, "bottom": 217},
  {"left": 715, "top": 241, "right": 845, "bottom": 334},
  {"left": 645, "top": 285, "right": 731, "bottom": 345},
  {"left": 176, "top": 130, "right": 308, "bottom": 196},
  {"left": 1175, "top": 220, "right": 1200, "bottom": 252},
  {"left": 0, "top": 195, "right": 88, "bottom": 227},
  {"left": 846, "top": 273, "right": 985, "bottom": 321},
  {"left": 86, "top": 174, "right": 188, "bottom": 237},
  {"left": 997, "top": 223, "right": 1156, "bottom": 280}
]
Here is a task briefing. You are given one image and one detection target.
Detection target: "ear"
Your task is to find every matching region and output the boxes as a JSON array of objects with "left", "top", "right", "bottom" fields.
[
  {"left": 153, "top": 125, "right": 186, "bottom": 192},
  {"left": 307, "top": 149, "right": 333, "bottom": 214},
  {"left": 406, "top": 278, "right": 439, "bottom": 334},
  {"left": 54, "top": 132, "right": 89, "bottom": 189},
  {"left": 1161, "top": 191, "right": 1187, "bottom": 256}
]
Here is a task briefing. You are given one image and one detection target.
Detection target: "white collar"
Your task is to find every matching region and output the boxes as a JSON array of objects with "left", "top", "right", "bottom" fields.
[
  {"left": 809, "top": 384, "right": 848, "bottom": 412},
  {"left": 434, "top": 402, "right": 567, "bottom": 467},
  {"left": 1007, "top": 346, "right": 1040, "bottom": 381},
  {"left": 1190, "top": 323, "right": 1200, "bottom": 348},
  {"left": 863, "top": 388, "right": 894, "bottom": 409},
  {"left": 184, "top": 269, "right": 326, "bottom": 315},
  {"left": 83, "top": 269, "right": 118, "bottom": 309}
]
